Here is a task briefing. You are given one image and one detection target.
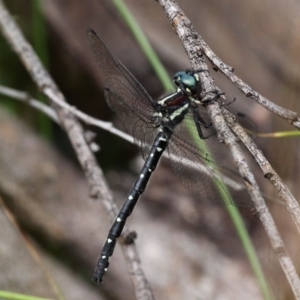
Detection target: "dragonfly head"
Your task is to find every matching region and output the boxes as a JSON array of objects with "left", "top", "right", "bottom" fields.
[{"left": 173, "top": 71, "right": 201, "bottom": 98}]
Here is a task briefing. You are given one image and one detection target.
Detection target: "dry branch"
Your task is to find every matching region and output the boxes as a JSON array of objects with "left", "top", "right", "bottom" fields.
[
  {"left": 0, "top": 1, "right": 153, "bottom": 299},
  {"left": 157, "top": 0, "right": 300, "bottom": 298}
]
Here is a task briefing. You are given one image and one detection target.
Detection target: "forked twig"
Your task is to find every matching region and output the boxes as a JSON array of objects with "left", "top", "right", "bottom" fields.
[
  {"left": 0, "top": 1, "right": 153, "bottom": 299},
  {"left": 157, "top": 0, "right": 300, "bottom": 298},
  {"left": 198, "top": 38, "right": 300, "bottom": 128},
  {"left": 212, "top": 104, "right": 300, "bottom": 298},
  {"left": 223, "top": 107, "right": 300, "bottom": 231}
]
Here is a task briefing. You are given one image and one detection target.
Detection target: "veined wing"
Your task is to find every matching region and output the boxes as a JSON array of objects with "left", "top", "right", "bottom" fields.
[
  {"left": 168, "top": 111, "right": 252, "bottom": 207},
  {"left": 87, "top": 28, "right": 158, "bottom": 153}
]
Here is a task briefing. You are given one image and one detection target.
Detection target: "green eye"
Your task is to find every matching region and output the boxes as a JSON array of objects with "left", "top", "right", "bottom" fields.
[
  {"left": 174, "top": 71, "right": 186, "bottom": 79},
  {"left": 180, "top": 74, "right": 197, "bottom": 89},
  {"left": 173, "top": 72, "right": 197, "bottom": 90}
]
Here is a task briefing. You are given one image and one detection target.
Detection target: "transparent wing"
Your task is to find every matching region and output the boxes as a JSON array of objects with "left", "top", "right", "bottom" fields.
[
  {"left": 168, "top": 110, "right": 252, "bottom": 207},
  {"left": 87, "top": 28, "right": 157, "bottom": 154},
  {"left": 104, "top": 88, "right": 157, "bottom": 154}
]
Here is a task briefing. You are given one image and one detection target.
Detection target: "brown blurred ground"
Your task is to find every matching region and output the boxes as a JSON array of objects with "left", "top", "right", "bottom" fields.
[{"left": 1, "top": 0, "right": 300, "bottom": 299}]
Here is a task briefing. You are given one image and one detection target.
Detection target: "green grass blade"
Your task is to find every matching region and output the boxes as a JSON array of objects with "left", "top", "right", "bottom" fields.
[
  {"left": 258, "top": 130, "right": 300, "bottom": 138},
  {"left": 0, "top": 290, "right": 53, "bottom": 300},
  {"left": 113, "top": 0, "right": 174, "bottom": 92},
  {"left": 31, "top": 0, "right": 52, "bottom": 138}
]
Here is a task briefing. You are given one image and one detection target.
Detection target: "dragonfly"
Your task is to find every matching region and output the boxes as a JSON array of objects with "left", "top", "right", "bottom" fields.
[{"left": 87, "top": 28, "right": 250, "bottom": 283}]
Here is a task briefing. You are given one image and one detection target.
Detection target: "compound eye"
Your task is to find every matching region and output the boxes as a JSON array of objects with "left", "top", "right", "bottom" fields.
[
  {"left": 173, "top": 71, "right": 186, "bottom": 81},
  {"left": 180, "top": 73, "right": 197, "bottom": 89}
]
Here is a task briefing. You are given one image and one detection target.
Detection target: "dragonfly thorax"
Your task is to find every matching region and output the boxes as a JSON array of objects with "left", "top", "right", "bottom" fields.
[{"left": 154, "top": 91, "right": 189, "bottom": 130}]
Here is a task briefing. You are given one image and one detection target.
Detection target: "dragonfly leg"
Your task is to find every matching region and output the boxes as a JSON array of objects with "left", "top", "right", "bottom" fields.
[{"left": 192, "top": 107, "right": 215, "bottom": 139}]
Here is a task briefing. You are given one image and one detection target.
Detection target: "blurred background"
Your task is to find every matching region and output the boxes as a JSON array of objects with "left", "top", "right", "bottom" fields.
[{"left": 0, "top": 0, "right": 300, "bottom": 299}]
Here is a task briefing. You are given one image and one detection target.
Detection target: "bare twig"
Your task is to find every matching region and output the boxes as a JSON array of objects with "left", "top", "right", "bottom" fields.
[
  {"left": 222, "top": 108, "right": 300, "bottom": 232},
  {"left": 157, "top": 0, "right": 300, "bottom": 298},
  {"left": 0, "top": 85, "right": 59, "bottom": 122},
  {"left": 202, "top": 44, "right": 300, "bottom": 126},
  {"left": 193, "top": 18, "right": 300, "bottom": 129},
  {"left": 0, "top": 1, "right": 153, "bottom": 299},
  {"left": 0, "top": 85, "right": 135, "bottom": 143},
  {"left": 211, "top": 103, "right": 300, "bottom": 299}
]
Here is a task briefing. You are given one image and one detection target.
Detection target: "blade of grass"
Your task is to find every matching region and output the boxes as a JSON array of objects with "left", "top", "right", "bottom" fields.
[
  {"left": 113, "top": 0, "right": 174, "bottom": 92},
  {"left": 257, "top": 130, "right": 300, "bottom": 138},
  {"left": 31, "top": 0, "right": 52, "bottom": 138},
  {"left": 0, "top": 290, "right": 53, "bottom": 300}
]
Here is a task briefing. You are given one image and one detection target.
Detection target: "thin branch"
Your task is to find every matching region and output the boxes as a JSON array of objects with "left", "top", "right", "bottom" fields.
[
  {"left": 0, "top": 85, "right": 135, "bottom": 144},
  {"left": 157, "top": 0, "right": 300, "bottom": 298},
  {"left": 223, "top": 108, "right": 300, "bottom": 233},
  {"left": 43, "top": 87, "right": 135, "bottom": 145},
  {"left": 0, "top": 1, "right": 153, "bottom": 299},
  {"left": 194, "top": 18, "right": 300, "bottom": 129},
  {"left": 0, "top": 85, "right": 59, "bottom": 122},
  {"left": 1, "top": 84, "right": 254, "bottom": 198},
  {"left": 210, "top": 103, "right": 300, "bottom": 299}
]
